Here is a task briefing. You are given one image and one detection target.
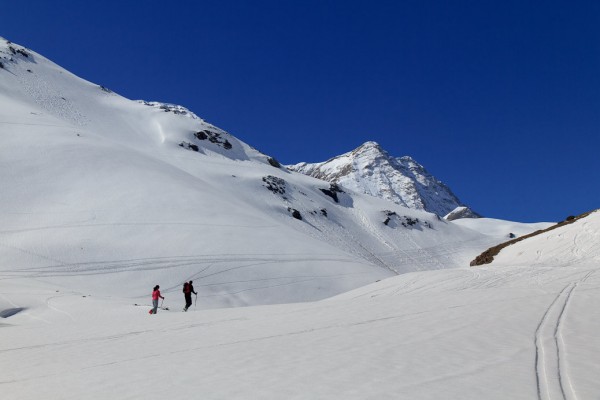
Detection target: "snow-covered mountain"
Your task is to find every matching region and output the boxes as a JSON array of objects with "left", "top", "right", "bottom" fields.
[
  {"left": 0, "top": 37, "right": 512, "bottom": 308},
  {"left": 287, "top": 141, "right": 479, "bottom": 218},
  {"left": 3, "top": 36, "right": 599, "bottom": 400},
  {"left": 0, "top": 38, "right": 548, "bottom": 309}
]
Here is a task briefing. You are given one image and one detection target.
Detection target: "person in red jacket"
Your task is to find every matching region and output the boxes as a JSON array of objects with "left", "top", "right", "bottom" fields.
[{"left": 150, "top": 285, "right": 164, "bottom": 314}]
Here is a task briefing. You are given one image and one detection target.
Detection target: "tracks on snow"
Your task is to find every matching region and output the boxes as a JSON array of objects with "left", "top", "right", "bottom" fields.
[{"left": 534, "top": 271, "right": 594, "bottom": 400}]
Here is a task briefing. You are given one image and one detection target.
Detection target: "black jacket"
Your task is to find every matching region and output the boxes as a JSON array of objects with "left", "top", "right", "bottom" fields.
[{"left": 188, "top": 283, "right": 197, "bottom": 295}]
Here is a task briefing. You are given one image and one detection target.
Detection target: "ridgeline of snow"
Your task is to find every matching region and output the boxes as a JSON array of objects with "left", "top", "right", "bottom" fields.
[
  {"left": 452, "top": 216, "right": 553, "bottom": 239},
  {"left": 287, "top": 141, "right": 479, "bottom": 218}
]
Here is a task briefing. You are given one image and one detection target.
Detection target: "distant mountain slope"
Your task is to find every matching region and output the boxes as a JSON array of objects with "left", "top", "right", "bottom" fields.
[{"left": 287, "top": 141, "right": 479, "bottom": 218}]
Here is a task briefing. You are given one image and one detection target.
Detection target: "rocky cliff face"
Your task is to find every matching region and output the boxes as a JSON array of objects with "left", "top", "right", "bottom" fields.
[{"left": 288, "top": 141, "right": 479, "bottom": 218}]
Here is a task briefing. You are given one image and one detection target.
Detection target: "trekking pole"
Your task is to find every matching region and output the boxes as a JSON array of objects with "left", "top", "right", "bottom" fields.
[
  {"left": 160, "top": 298, "right": 164, "bottom": 309},
  {"left": 195, "top": 293, "right": 197, "bottom": 308}
]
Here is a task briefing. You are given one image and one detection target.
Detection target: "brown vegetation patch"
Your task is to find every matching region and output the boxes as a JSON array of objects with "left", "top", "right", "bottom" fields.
[{"left": 470, "top": 209, "right": 597, "bottom": 266}]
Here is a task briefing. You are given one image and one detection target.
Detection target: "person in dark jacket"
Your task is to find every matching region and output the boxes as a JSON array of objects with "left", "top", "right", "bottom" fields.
[{"left": 183, "top": 280, "right": 197, "bottom": 311}]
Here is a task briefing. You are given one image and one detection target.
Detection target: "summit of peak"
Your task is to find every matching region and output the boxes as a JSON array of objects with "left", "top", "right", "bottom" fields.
[
  {"left": 355, "top": 141, "right": 383, "bottom": 152},
  {"left": 359, "top": 141, "right": 381, "bottom": 148},
  {"left": 288, "top": 141, "right": 474, "bottom": 217},
  {"left": 350, "top": 141, "right": 389, "bottom": 159}
]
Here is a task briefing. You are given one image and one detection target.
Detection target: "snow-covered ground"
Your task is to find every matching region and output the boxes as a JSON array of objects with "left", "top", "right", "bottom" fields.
[
  {"left": 1, "top": 211, "right": 597, "bottom": 399},
  {"left": 2, "top": 37, "right": 596, "bottom": 399}
]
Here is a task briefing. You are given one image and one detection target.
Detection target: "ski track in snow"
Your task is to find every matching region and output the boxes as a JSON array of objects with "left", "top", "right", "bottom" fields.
[
  {"left": 278, "top": 200, "right": 394, "bottom": 273},
  {"left": 0, "top": 253, "right": 374, "bottom": 302},
  {"left": 285, "top": 197, "right": 496, "bottom": 276},
  {"left": 534, "top": 270, "right": 595, "bottom": 400},
  {"left": 0, "top": 254, "right": 357, "bottom": 278},
  {"left": 0, "top": 221, "right": 279, "bottom": 236}
]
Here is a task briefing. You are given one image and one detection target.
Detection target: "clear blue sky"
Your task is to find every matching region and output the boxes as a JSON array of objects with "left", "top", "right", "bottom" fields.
[{"left": 4, "top": 0, "right": 599, "bottom": 222}]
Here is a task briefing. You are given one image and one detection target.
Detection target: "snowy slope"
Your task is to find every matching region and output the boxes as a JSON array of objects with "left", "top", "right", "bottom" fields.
[
  {"left": 288, "top": 141, "right": 478, "bottom": 218},
  {"left": 329, "top": 210, "right": 600, "bottom": 399},
  {"left": 1, "top": 213, "right": 597, "bottom": 399},
  {"left": 0, "top": 38, "right": 525, "bottom": 309}
]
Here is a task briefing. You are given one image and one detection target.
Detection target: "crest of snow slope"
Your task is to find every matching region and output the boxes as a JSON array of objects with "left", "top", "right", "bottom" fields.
[
  {"left": 0, "top": 37, "right": 543, "bottom": 311},
  {"left": 452, "top": 216, "right": 553, "bottom": 239},
  {"left": 492, "top": 210, "right": 600, "bottom": 268},
  {"left": 287, "top": 141, "right": 479, "bottom": 218}
]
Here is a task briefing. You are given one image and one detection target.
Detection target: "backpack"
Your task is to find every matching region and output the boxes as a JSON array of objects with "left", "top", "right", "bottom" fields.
[{"left": 182, "top": 282, "right": 189, "bottom": 293}]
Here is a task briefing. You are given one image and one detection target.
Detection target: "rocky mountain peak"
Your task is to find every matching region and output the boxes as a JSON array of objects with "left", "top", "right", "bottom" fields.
[
  {"left": 353, "top": 141, "right": 383, "bottom": 153},
  {"left": 288, "top": 142, "right": 479, "bottom": 218}
]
